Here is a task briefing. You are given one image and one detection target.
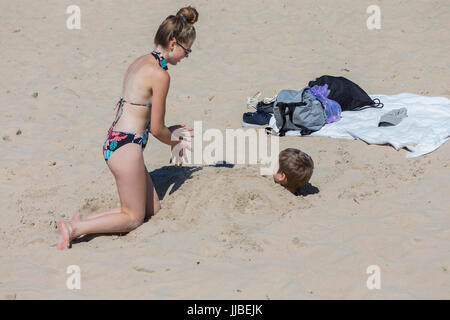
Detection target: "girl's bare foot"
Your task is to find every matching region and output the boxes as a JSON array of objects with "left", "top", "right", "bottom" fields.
[
  {"left": 71, "top": 212, "right": 83, "bottom": 223},
  {"left": 57, "top": 221, "right": 73, "bottom": 250}
]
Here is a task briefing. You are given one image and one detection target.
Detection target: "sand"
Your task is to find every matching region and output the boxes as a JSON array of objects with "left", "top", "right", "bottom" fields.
[{"left": 0, "top": 0, "right": 449, "bottom": 299}]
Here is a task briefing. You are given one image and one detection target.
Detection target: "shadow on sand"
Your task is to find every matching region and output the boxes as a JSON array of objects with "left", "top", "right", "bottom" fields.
[
  {"left": 151, "top": 162, "right": 234, "bottom": 200},
  {"left": 294, "top": 182, "right": 320, "bottom": 197}
]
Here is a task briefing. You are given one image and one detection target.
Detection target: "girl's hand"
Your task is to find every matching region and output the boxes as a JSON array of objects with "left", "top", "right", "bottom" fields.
[
  {"left": 169, "top": 124, "right": 194, "bottom": 167},
  {"left": 170, "top": 140, "right": 192, "bottom": 167},
  {"left": 168, "top": 124, "right": 194, "bottom": 143}
]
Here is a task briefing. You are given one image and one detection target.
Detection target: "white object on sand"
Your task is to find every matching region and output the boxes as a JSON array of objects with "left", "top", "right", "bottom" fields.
[
  {"left": 268, "top": 93, "right": 450, "bottom": 158},
  {"left": 246, "top": 92, "right": 278, "bottom": 110}
]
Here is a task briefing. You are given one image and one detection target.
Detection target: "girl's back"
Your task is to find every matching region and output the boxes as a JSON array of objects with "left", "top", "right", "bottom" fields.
[{"left": 114, "top": 53, "right": 166, "bottom": 133}]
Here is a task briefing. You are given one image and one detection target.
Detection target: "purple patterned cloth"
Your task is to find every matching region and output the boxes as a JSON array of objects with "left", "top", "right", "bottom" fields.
[{"left": 308, "top": 84, "right": 342, "bottom": 123}]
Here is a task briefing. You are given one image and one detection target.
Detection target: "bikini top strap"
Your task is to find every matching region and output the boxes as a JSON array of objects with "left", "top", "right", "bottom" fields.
[
  {"left": 151, "top": 51, "right": 168, "bottom": 71},
  {"left": 127, "top": 101, "right": 152, "bottom": 107},
  {"left": 115, "top": 98, "right": 152, "bottom": 108},
  {"left": 111, "top": 98, "right": 126, "bottom": 128}
]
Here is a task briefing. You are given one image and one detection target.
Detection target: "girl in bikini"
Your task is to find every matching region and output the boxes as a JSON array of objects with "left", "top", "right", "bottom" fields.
[{"left": 56, "top": 6, "right": 199, "bottom": 250}]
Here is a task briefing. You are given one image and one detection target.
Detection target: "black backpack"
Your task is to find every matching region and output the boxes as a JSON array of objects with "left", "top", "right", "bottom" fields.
[{"left": 308, "top": 75, "right": 383, "bottom": 111}]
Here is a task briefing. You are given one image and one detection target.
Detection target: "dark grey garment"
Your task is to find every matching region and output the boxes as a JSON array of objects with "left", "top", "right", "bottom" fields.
[
  {"left": 273, "top": 89, "right": 327, "bottom": 135},
  {"left": 256, "top": 101, "right": 275, "bottom": 114},
  {"left": 378, "top": 107, "right": 408, "bottom": 127}
]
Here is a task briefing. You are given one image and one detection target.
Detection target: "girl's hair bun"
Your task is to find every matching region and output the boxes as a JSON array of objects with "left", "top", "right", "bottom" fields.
[
  {"left": 154, "top": 6, "right": 198, "bottom": 47},
  {"left": 176, "top": 6, "right": 199, "bottom": 24}
]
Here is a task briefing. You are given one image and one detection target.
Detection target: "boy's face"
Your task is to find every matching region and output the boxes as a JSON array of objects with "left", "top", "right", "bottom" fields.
[{"left": 272, "top": 160, "right": 286, "bottom": 185}]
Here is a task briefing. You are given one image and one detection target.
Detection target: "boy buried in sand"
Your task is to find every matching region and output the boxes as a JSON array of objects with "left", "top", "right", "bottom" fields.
[{"left": 272, "top": 148, "right": 314, "bottom": 193}]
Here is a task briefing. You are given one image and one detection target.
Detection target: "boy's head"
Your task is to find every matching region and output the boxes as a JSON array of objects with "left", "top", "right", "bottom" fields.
[{"left": 273, "top": 148, "right": 314, "bottom": 193}]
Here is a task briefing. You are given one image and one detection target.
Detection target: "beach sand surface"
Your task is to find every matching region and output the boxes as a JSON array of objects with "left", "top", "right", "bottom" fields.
[{"left": 0, "top": 0, "right": 449, "bottom": 299}]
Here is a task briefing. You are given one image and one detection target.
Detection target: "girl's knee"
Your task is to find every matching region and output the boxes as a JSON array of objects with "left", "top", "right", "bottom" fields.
[
  {"left": 121, "top": 206, "right": 145, "bottom": 230},
  {"left": 127, "top": 215, "right": 145, "bottom": 231}
]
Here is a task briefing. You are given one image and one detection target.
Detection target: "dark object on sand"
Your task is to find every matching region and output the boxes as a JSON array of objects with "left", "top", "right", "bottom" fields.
[{"left": 308, "top": 75, "right": 384, "bottom": 111}]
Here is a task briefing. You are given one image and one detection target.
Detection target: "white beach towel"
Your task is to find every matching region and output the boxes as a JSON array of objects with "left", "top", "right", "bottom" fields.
[{"left": 268, "top": 93, "right": 450, "bottom": 158}]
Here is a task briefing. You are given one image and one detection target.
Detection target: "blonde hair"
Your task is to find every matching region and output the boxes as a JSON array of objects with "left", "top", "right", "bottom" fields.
[
  {"left": 278, "top": 148, "right": 314, "bottom": 191},
  {"left": 154, "top": 6, "right": 198, "bottom": 48}
]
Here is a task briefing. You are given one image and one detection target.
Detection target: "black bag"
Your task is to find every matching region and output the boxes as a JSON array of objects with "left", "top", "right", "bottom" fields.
[
  {"left": 308, "top": 75, "right": 383, "bottom": 111},
  {"left": 256, "top": 100, "right": 275, "bottom": 114}
]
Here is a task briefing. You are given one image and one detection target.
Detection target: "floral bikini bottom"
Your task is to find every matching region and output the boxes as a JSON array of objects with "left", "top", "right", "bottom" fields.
[{"left": 102, "top": 98, "right": 150, "bottom": 162}]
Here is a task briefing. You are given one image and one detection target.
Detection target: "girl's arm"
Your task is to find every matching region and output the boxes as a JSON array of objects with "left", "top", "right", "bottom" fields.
[{"left": 149, "top": 70, "right": 179, "bottom": 147}]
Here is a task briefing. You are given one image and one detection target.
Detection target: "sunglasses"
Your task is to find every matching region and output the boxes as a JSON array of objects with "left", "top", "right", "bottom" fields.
[{"left": 176, "top": 41, "right": 192, "bottom": 55}]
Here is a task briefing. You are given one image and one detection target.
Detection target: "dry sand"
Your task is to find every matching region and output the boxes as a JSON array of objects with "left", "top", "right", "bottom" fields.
[{"left": 0, "top": 0, "right": 449, "bottom": 299}]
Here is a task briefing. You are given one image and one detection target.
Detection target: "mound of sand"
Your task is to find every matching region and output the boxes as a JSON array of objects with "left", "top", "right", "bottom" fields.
[{"left": 1, "top": 0, "right": 449, "bottom": 299}]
